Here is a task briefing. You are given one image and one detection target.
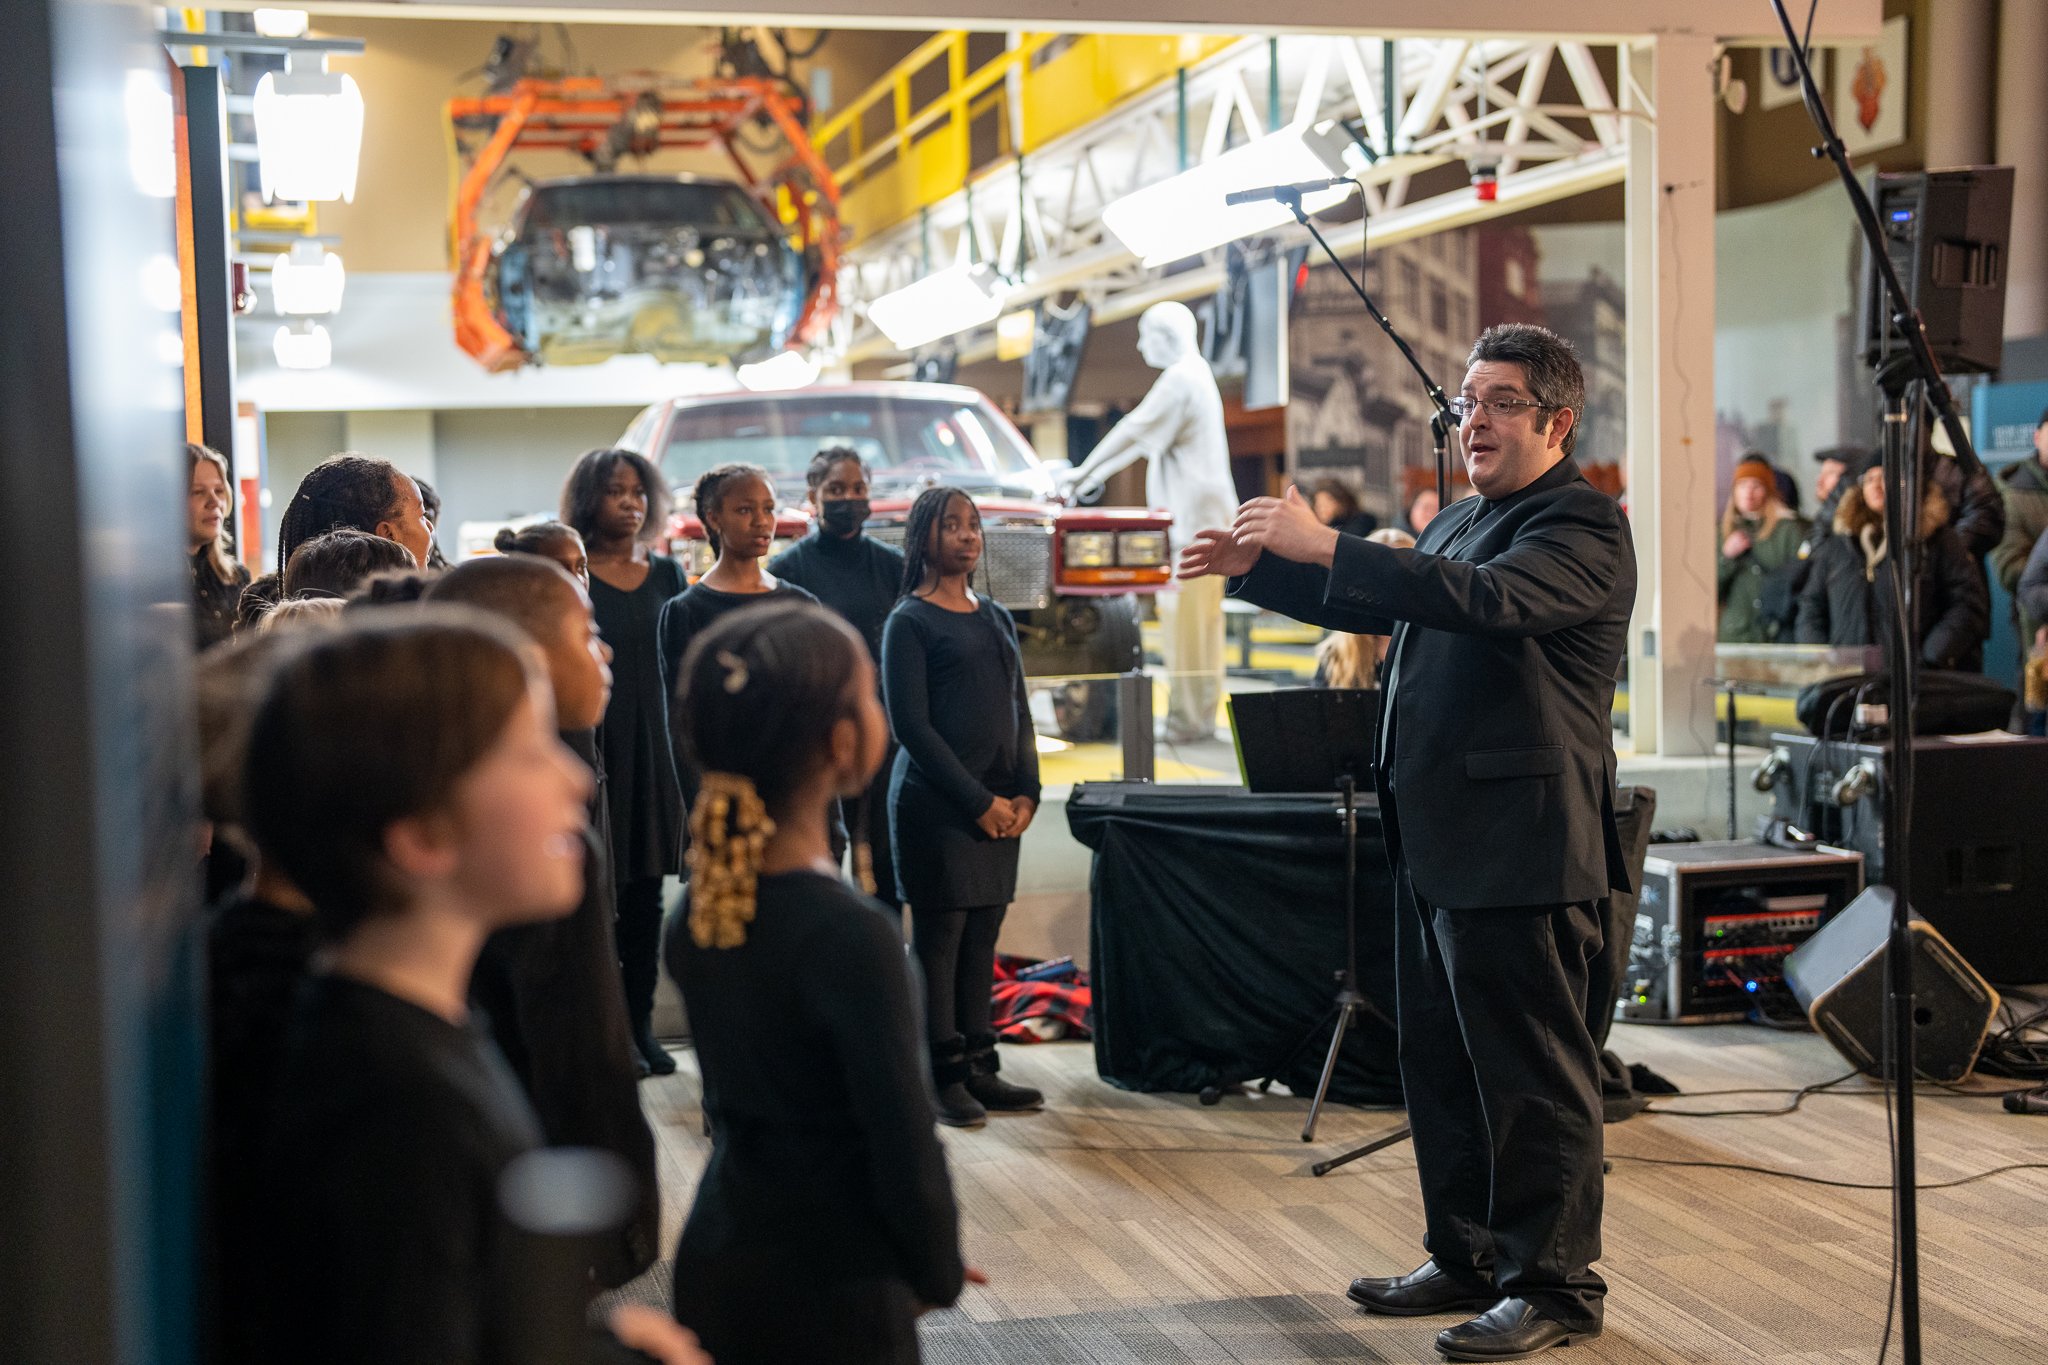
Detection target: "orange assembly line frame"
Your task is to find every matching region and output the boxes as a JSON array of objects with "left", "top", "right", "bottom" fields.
[{"left": 446, "top": 74, "right": 844, "bottom": 373}]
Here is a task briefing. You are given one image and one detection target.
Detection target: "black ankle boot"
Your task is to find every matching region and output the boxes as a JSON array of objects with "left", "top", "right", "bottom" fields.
[
  {"left": 964, "top": 1031, "right": 1044, "bottom": 1112},
  {"left": 634, "top": 1019, "right": 676, "bottom": 1076},
  {"left": 930, "top": 1036, "right": 986, "bottom": 1128}
]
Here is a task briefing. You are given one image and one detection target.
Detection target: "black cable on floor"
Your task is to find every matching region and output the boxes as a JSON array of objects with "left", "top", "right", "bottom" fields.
[{"left": 1605, "top": 1153, "right": 2048, "bottom": 1194}]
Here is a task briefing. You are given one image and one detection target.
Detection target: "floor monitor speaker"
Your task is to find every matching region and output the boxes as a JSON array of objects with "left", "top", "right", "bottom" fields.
[{"left": 1784, "top": 886, "right": 2000, "bottom": 1082}]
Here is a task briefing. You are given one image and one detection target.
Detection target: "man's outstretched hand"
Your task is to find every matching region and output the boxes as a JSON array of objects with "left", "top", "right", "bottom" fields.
[
  {"left": 1233, "top": 486, "right": 1340, "bottom": 567},
  {"left": 1178, "top": 528, "right": 1259, "bottom": 581}
]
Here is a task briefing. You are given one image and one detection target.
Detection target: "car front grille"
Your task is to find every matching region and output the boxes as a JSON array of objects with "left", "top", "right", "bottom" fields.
[{"left": 869, "top": 523, "right": 1052, "bottom": 612}]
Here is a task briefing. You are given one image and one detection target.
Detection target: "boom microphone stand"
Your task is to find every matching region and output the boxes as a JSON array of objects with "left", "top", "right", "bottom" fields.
[
  {"left": 1222, "top": 177, "right": 1452, "bottom": 1170},
  {"left": 1227, "top": 181, "right": 1457, "bottom": 504},
  {"left": 1765, "top": 7, "right": 1995, "bottom": 1361}
]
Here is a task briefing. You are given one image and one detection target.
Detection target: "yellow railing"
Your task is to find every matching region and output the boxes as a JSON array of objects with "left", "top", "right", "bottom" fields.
[{"left": 813, "top": 32, "right": 1243, "bottom": 249}]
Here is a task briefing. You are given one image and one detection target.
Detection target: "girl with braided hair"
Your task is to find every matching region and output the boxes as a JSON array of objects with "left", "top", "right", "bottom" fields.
[
  {"left": 663, "top": 599, "right": 968, "bottom": 1365},
  {"left": 655, "top": 462, "right": 815, "bottom": 693},
  {"left": 883, "top": 487, "right": 1044, "bottom": 1128},
  {"left": 274, "top": 452, "right": 435, "bottom": 574}
]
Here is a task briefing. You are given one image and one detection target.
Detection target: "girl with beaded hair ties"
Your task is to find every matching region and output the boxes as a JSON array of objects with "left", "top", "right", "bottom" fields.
[{"left": 663, "top": 599, "right": 969, "bottom": 1365}]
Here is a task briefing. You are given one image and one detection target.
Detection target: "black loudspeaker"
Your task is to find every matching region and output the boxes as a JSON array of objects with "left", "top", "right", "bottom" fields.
[
  {"left": 1762, "top": 731, "right": 2048, "bottom": 984},
  {"left": 1784, "top": 886, "right": 2001, "bottom": 1083},
  {"left": 1859, "top": 166, "right": 2015, "bottom": 375}
]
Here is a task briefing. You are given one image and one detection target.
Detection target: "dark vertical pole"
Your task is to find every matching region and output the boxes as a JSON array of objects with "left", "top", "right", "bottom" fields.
[
  {"left": 178, "top": 64, "right": 239, "bottom": 465},
  {"left": 0, "top": 3, "right": 195, "bottom": 1364},
  {"left": 1880, "top": 385, "right": 1921, "bottom": 1360}
]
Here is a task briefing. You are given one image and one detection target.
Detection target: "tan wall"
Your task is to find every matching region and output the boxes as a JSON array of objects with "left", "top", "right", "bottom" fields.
[{"left": 306, "top": 14, "right": 932, "bottom": 272}]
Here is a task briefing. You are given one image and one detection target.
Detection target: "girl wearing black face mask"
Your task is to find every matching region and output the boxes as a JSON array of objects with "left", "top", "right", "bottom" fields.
[{"left": 767, "top": 446, "right": 908, "bottom": 910}]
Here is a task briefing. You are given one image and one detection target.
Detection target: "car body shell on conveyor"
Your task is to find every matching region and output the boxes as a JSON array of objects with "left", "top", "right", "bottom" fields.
[{"left": 489, "top": 173, "right": 806, "bottom": 368}]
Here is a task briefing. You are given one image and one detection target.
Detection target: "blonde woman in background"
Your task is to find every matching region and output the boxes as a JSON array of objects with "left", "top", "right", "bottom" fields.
[{"left": 1314, "top": 528, "right": 1417, "bottom": 687}]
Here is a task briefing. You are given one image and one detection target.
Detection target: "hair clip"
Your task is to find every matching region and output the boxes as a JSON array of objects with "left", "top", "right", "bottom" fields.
[{"left": 716, "top": 649, "right": 749, "bottom": 693}]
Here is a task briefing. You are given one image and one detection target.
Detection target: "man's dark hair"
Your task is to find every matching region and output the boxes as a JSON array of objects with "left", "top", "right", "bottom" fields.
[
  {"left": 1466, "top": 324, "right": 1586, "bottom": 458},
  {"left": 559, "top": 447, "right": 671, "bottom": 546},
  {"left": 277, "top": 453, "right": 409, "bottom": 573},
  {"left": 242, "top": 609, "right": 540, "bottom": 941},
  {"left": 283, "top": 527, "right": 418, "bottom": 600},
  {"left": 806, "top": 445, "right": 867, "bottom": 493},
  {"left": 899, "top": 485, "right": 977, "bottom": 598}
]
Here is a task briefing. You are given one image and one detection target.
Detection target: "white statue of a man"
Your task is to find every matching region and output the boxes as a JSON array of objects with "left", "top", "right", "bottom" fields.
[{"left": 1064, "top": 301, "right": 1237, "bottom": 743}]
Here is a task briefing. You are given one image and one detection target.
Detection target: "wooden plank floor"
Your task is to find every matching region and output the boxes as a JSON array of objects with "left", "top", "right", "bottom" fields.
[{"left": 635, "top": 1023, "right": 2048, "bottom": 1362}]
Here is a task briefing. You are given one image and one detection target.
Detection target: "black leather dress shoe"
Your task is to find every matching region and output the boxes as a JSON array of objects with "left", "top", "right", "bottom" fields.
[
  {"left": 1345, "top": 1262, "right": 1499, "bottom": 1317},
  {"left": 1435, "top": 1298, "right": 1596, "bottom": 1361}
]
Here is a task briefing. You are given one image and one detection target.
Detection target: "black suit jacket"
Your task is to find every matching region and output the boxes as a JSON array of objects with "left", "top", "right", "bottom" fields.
[{"left": 1233, "top": 456, "right": 1636, "bottom": 910}]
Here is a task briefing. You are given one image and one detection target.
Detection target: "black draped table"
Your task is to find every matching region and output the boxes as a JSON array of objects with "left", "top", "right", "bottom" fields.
[{"left": 1066, "top": 782, "right": 1404, "bottom": 1106}]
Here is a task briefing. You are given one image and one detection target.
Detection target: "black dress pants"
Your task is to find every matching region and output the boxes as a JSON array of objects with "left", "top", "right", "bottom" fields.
[
  {"left": 1385, "top": 797, "right": 1606, "bottom": 1334},
  {"left": 616, "top": 875, "right": 665, "bottom": 1028}
]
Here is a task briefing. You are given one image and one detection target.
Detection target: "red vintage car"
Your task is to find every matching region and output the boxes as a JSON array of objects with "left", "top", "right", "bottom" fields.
[{"left": 616, "top": 381, "right": 1173, "bottom": 739}]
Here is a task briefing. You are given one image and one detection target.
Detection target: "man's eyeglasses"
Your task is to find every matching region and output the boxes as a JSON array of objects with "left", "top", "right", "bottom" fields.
[{"left": 1448, "top": 396, "right": 1557, "bottom": 423}]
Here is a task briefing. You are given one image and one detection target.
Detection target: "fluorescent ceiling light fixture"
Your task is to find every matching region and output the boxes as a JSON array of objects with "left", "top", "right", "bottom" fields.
[
  {"left": 735, "top": 350, "right": 821, "bottom": 391},
  {"left": 252, "top": 9, "right": 311, "bottom": 37},
  {"left": 1101, "top": 121, "right": 1361, "bottom": 267},
  {"left": 253, "top": 59, "right": 365, "bottom": 203},
  {"left": 271, "top": 242, "right": 346, "bottom": 315},
  {"left": 273, "top": 321, "right": 332, "bottom": 370},
  {"left": 867, "top": 264, "right": 1007, "bottom": 351},
  {"left": 124, "top": 71, "right": 176, "bottom": 199}
]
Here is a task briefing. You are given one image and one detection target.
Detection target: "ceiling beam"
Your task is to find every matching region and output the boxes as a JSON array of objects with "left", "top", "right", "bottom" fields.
[{"left": 206, "top": 0, "right": 1882, "bottom": 46}]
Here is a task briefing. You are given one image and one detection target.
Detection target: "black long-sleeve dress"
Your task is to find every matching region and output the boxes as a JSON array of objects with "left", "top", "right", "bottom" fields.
[
  {"left": 881, "top": 595, "right": 1041, "bottom": 910},
  {"left": 664, "top": 870, "right": 965, "bottom": 1364},
  {"left": 767, "top": 531, "right": 907, "bottom": 664},
  {"left": 657, "top": 580, "right": 821, "bottom": 807},
  {"left": 656, "top": 579, "right": 821, "bottom": 699},
  {"left": 206, "top": 892, "right": 321, "bottom": 1365},
  {"left": 467, "top": 728, "right": 658, "bottom": 1288},
  {"left": 256, "top": 975, "right": 651, "bottom": 1365},
  {"left": 767, "top": 531, "right": 909, "bottom": 903},
  {"left": 589, "top": 554, "right": 688, "bottom": 884}
]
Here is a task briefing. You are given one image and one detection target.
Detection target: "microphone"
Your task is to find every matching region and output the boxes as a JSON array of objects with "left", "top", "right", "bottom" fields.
[{"left": 1224, "top": 175, "right": 1354, "bottom": 206}]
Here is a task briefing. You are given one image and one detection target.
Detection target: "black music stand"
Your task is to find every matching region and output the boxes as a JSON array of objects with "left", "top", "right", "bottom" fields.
[{"left": 1228, "top": 688, "right": 1393, "bottom": 1140}]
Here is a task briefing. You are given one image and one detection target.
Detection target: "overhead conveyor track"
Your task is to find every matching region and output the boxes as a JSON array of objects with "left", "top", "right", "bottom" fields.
[{"left": 822, "top": 32, "right": 1647, "bottom": 365}]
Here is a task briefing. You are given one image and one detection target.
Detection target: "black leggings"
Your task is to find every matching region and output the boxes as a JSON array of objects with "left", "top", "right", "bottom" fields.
[
  {"left": 616, "top": 876, "right": 665, "bottom": 1027},
  {"left": 909, "top": 904, "right": 1005, "bottom": 1044}
]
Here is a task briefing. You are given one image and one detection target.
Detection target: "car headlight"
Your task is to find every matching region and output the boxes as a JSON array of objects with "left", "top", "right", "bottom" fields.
[
  {"left": 1117, "top": 530, "right": 1168, "bottom": 567},
  {"left": 1064, "top": 532, "right": 1114, "bottom": 568}
]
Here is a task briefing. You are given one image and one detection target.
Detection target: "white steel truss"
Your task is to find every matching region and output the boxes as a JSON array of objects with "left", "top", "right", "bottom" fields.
[{"left": 833, "top": 33, "right": 1650, "bottom": 364}]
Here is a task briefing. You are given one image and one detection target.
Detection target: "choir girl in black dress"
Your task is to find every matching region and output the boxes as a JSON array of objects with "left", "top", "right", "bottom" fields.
[
  {"left": 424, "top": 554, "right": 660, "bottom": 1288},
  {"left": 656, "top": 462, "right": 817, "bottom": 696},
  {"left": 564, "top": 448, "right": 686, "bottom": 1077},
  {"left": 242, "top": 609, "right": 705, "bottom": 1365},
  {"left": 882, "top": 487, "right": 1045, "bottom": 1128},
  {"left": 664, "top": 599, "right": 969, "bottom": 1364},
  {"left": 768, "top": 446, "right": 907, "bottom": 905}
]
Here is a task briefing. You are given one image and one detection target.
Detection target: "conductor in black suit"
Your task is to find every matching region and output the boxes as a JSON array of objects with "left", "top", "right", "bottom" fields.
[{"left": 1181, "top": 324, "right": 1634, "bottom": 1362}]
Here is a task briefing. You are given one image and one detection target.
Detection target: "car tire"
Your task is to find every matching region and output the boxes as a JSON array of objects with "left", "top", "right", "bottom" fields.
[{"left": 1048, "top": 595, "right": 1141, "bottom": 744}]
